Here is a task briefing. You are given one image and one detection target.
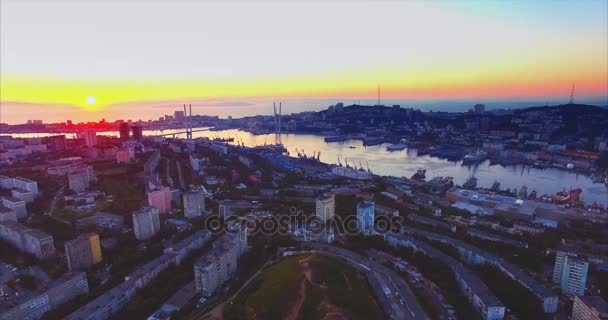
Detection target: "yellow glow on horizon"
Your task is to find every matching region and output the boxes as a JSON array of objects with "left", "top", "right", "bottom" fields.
[{"left": 1, "top": 41, "right": 606, "bottom": 109}]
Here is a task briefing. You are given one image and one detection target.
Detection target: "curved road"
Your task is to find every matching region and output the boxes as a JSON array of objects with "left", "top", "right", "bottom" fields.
[{"left": 197, "top": 245, "right": 428, "bottom": 320}]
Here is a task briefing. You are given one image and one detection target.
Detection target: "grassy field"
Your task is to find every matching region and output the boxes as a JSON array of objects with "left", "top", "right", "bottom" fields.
[
  {"left": 308, "top": 255, "right": 384, "bottom": 320},
  {"left": 244, "top": 255, "right": 305, "bottom": 320},
  {"left": 226, "top": 254, "right": 383, "bottom": 320}
]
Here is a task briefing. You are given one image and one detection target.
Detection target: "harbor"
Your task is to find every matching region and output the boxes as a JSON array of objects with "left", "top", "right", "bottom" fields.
[{"left": 183, "top": 128, "right": 607, "bottom": 206}]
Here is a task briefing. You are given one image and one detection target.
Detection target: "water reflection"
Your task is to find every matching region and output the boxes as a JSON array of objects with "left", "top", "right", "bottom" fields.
[{"left": 5, "top": 128, "right": 607, "bottom": 206}]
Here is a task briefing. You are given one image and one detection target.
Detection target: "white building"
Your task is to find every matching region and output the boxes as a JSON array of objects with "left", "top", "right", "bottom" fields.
[
  {"left": 356, "top": 200, "right": 375, "bottom": 234},
  {"left": 132, "top": 206, "right": 161, "bottom": 240},
  {"left": 553, "top": 250, "right": 589, "bottom": 296},
  {"left": 11, "top": 177, "right": 38, "bottom": 194},
  {"left": 0, "top": 206, "right": 17, "bottom": 222},
  {"left": 183, "top": 186, "right": 205, "bottom": 219},
  {"left": 315, "top": 193, "right": 335, "bottom": 222},
  {"left": 2, "top": 196, "right": 27, "bottom": 219}
]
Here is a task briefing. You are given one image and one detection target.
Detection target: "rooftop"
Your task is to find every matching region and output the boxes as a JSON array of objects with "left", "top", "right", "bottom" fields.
[
  {"left": 1, "top": 196, "right": 25, "bottom": 203},
  {"left": 576, "top": 296, "right": 608, "bottom": 315}
]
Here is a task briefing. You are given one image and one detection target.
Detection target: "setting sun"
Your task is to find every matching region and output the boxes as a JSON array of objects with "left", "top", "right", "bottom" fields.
[{"left": 86, "top": 96, "right": 97, "bottom": 105}]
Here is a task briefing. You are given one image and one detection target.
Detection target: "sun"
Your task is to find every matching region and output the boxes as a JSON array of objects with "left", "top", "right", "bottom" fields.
[{"left": 86, "top": 96, "right": 96, "bottom": 105}]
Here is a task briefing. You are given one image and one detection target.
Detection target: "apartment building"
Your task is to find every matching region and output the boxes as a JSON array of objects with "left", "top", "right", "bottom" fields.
[
  {"left": 315, "top": 193, "right": 335, "bottom": 222},
  {"left": 553, "top": 250, "right": 589, "bottom": 296},
  {"left": 0, "top": 272, "right": 89, "bottom": 320},
  {"left": 194, "top": 228, "right": 248, "bottom": 297},
  {"left": 0, "top": 221, "right": 55, "bottom": 259},
  {"left": 356, "top": 200, "right": 375, "bottom": 234},
  {"left": 65, "top": 233, "right": 103, "bottom": 271},
  {"left": 132, "top": 206, "right": 160, "bottom": 240},
  {"left": 572, "top": 296, "right": 608, "bottom": 320},
  {"left": 183, "top": 186, "right": 205, "bottom": 219},
  {"left": 147, "top": 187, "right": 172, "bottom": 214},
  {"left": 0, "top": 206, "right": 17, "bottom": 222},
  {"left": 1, "top": 196, "right": 27, "bottom": 219}
]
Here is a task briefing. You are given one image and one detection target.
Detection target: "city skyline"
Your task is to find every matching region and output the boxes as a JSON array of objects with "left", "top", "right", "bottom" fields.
[{"left": 1, "top": 0, "right": 607, "bottom": 124}]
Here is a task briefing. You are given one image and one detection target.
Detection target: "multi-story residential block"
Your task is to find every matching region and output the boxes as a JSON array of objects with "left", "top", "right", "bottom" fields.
[
  {"left": 116, "top": 147, "right": 134, "bottom": 164},
  {"left": 218, "top": 200, "right": 256, "bottom": 219},
  {"left": 132, "top": 206, "right": 160, "bottom": 240},
  {"left": 315, "top": 193, "right": 335, "bottom": 222},
  {"left": 65, "top": 233, "right": 102, "bottom": 271},
  {"left": 67, "top": 165, "right": 95, "bottom": 194},
  {"left": 385, "top": 233, "right": 505, "bottom": 320},
  {"left": 356, "top": 200, "right": 375, "bottom": 234},
  {"left": 553, "top": 250, "right": 589, "bottom": 296},
  {"left": 11, "top": 189, "right": 36, "bottom": 203},
  {"left": 147, "top": 187, "right": 172, "bottom": 214},
  {"left": 396, "top": 226, "right": 558, "bottom": 313},
  {"left": 0, "top": 175, "right": 14, "bottom": 189},
  {"left": 194, "top": 228, "right": 247, "bottom": 297},
  {"left": 0, "top": 272, "right": 89, "bottom": 320},
  {"left": 0, "top": 221, "right": 55, "bottom": 259},
  {"left": 11, "top": 177, "right": 38, "bottom": 194},
  {"left": 183, "top": 186, "right": 205, "bottom": 219},
  {"left": 0, "top": 206, "right": 17, "bottom": 222},
  {"left": 572, "top": 296, "right": 608, "bottom": 320},
  {"left": 375, "top": 204, "right": 399, "bottom": 217},
  {"left": 64, "top": 231, "right": 211, "bottom": 320}
]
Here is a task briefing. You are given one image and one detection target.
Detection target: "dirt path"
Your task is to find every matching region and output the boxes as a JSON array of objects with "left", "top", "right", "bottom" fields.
[
  {"left": 284, "top": 278, "right": 308, "bottom": 320},
  {"left": 299, "top": 255, "right": 349, "bottom": 320}
]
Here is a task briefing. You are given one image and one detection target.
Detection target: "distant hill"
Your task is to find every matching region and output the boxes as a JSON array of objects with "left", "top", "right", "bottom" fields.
[{"left": 519, "top": 103, "right": 606, "bottom": 114}]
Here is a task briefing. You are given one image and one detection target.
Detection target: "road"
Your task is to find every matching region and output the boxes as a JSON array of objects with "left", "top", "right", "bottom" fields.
[
  {"left": 46, "top": 185, "right": 65, "bottom": 216},
  {"left": 307, "top": 244, "right": 429, "bottom": 320},
  {"left": 193, "top": 245, "right": 428, "bottom": 320}
]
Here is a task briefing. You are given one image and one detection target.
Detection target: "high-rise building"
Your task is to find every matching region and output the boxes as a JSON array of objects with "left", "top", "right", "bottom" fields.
[
  {"left": 78, "top": 129, "right": 97, "bottom": 146},
  {"left": 148, "top": 186, "right": 172, "bottom": 214},
  {"left": 131, "top": 125, "right": 143, "bottom": 141},
  {"left": 356, "top": 200, "right": 375, "bottom": 234},
  {"left": 132, "top": 206, "right": 160, "bottom": 240},
  {"left": 174, "top": 111, "right": 185, "bottom": 122},
  {"left": 65, "top": 233, "right": 102, "bottom": 271},
  {"left": 315, "top": 193, "right": 335, "bottom": 222},
  {"left": 553, "top": 250, "right": 589, "bottom": 296},
  {"left": 572, "top": 296, "right": 608, "bottom": 320},
  {"left": 194, "top": 229, "right": 247, "bottom": 297},
  {"left": 183, "top": 186, "right": 205, "bottom": 219},
  {"left": 119, "top": 123, "right": 130, "bottom": 140}
]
